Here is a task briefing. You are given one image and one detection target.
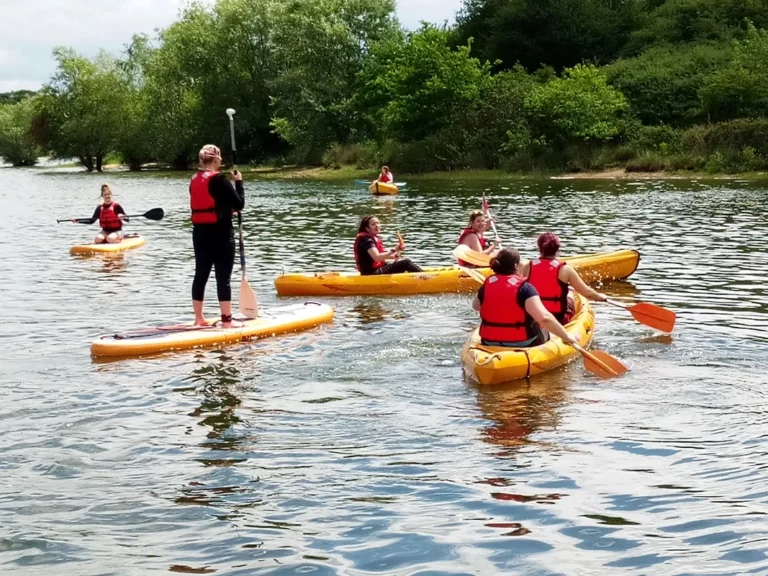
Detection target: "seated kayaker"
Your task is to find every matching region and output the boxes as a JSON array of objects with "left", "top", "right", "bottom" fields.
[
  {"left": 472, "top": 248, "right": 578, "bottom": 348},
  {"left": 72, "top": 184, "right": 128, "bottom": 244},
  {"left": 521, "top": 232, "right": 607, "bottom": 324},
  {"left": 354, "top": 215, "right": 423, "bottom": 275},
  {"left": 458, "top": 210, "right": 499, "bottom": 267},
  {"left": 377, "top": 166, "right": 394, "bottom": 183}
]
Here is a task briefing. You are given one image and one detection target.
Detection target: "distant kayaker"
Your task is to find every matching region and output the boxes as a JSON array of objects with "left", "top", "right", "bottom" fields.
[
  {"left": 457, "top": 210, "right": 499, "bottom": 267},
  {"left": 190, "top": 144, "right": 245, "bottom": 328},
  {"left": 354, "top": 215, "right": 423, "bottom": 275},
  {"left": 473, "top": 248, "right": 578, "bottom": 348},
  {"left": 72, "top": 184, "right": 128, "bottom": 244},
  {"left": 521, "top": 232, "right": 607, "bottom": 324},
  {"left": 377, "top": 166, "right": 393, "bottom": 184}
]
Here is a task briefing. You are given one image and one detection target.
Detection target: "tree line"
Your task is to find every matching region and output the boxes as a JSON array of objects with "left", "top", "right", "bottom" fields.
[{"left": 3, "top": 0, "right": 768, "bottom": 174}]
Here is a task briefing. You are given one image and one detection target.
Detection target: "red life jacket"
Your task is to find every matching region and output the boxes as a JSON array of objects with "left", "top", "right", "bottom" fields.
[
  {"left": 190, "top": 170, "right": 218, "bottom": 224},
  {"left": 378, "top": 172, "right": 392, "bottom": 183},
  {"left": 479, "top": 274, "right": 534, "bottom": 343},
  {"left": 99, "top": 202, "right": 122, "bottom": 231},
  {"left": 457, "top": 227, "right": 488, "bottom": 266},
  {"left": 354, "top": 232, "right": 386, "bottom": 272},
  {"left": 528, "top": 257, "right": 568, "bottom": 316}
]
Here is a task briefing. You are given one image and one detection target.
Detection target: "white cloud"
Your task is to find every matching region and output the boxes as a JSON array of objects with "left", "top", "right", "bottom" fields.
[{"left": 0, "top": 0, "right": 463, "bottom": 92}]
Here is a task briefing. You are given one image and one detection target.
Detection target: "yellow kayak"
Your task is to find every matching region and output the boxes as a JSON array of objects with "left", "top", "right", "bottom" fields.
[
  {"left": 462, "top": 293, "right": 594, "bottom": 385},
  {"left": 274, "top": 249, "right": 640, "bottom": 297},
  {"left": 369, "top": 181, "right": 398, "bottom": 195},
  {"left": 91, "top": 302, "right": 334, "bottom": 358},
  {"left": 71, "top": 234, "right": 145, "bottom": 255}
]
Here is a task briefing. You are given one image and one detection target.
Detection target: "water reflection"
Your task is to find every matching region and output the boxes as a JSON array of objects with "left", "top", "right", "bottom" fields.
[{"left": 473, "top": 372, "right": 571, "bottom": 455}]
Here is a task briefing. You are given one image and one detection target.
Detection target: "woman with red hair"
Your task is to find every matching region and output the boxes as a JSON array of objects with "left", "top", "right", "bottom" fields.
[{"left": 521, "top": 232, "right": 607, "bottom": 324}]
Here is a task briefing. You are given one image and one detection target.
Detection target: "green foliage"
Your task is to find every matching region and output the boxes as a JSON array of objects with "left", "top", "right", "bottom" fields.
[
  {"left": 0, "top": 97, "right": 42, "bottom": 166},
  {"left": 607, "top": 43, "right": 732, "bottom": 126},
  {"left": 456, "top": 0, "right": 644, "bottom": 71},
  {"left": 270, "top": 0, "right": 397, "bottom": 161},
  {"left": 525, "top": 64, "right": 628, "bottom": 146},
  {"left": 39, "top": 48, "right": 128, "bottom": 171},
  {"left": 0, "top": 91, "right": 37, "bottom": 106},
  {"left": 629, "top": 0, "right": 768, "bottom": 51},
  {"left": 357, "top": 25, "right": 491, "bottom": 143},
  {"left": 701, "top": 23, "right": 768, "bottom": 121}
]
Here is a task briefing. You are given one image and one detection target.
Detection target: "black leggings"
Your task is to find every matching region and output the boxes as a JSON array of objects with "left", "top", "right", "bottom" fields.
[
  {"left": 192, "top": 227, "right": 235, "bottom": 302},
  {"left": 374, "top": 258, "right": 423, "bottom": 275}
]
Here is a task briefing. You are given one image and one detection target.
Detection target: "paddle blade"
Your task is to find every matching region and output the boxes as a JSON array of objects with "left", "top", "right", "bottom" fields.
[
  {"left": 143, "top": 207, "right": 165, "bottom": 221},
  {"left": 628, "top": 302, "right": 676, "bottom": 333},
  {"left": 583, "top": 349, "right": 629, "bottom": 379},
  {"left": 458, "top": 265, "right": 486, "bottom": 284},
  {"left": 452, "top": 244, "right": 491, "bottom": 267},
  {"left": 239, "top": 278, "right": 259, "bottom": 319}
]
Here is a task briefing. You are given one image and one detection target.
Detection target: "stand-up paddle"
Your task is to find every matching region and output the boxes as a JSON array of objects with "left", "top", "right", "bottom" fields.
[
  {"left": 227, "top": 107, "right": 258, "bottom": 319},
  {"left": 58, "top": 207, "right": 164, "bottom": 224}
]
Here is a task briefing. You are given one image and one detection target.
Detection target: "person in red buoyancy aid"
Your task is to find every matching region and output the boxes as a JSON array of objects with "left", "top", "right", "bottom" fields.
[
  {"left": 457, "top": 210, "right": 500, "bottom": 267},
  {"left": 72, "top": 184, "right": 129, "bottom": 244},
  {"left": 377, "top": 166, "right": 393, "bottom": 183},
  {"left": 472, "top": 248, "right": 579, "bottom": 348},
  {"left": 190, "top": 144, "right": 245, "bottom": 328},
  {"left": 521, "top": 232, "right": 607, "bottom": 324},
  {"left": 354, "top": 215, "right": 423, "bottom": 276}
]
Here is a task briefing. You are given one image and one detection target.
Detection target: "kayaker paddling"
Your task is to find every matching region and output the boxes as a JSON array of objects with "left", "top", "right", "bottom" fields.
[
  {"left": 354, "top": 215, "right": 423, "bottom": 275},
  {"left": 72, "top": 184, "right": 128, "bottom": 244},
  {"left": 190, "top": 144, "right": 245, "bottom": 328},
  {"left": 457, "top": 210, "right": 499, "bottom": 268},
  {"left": 522, "top": 232, "right": 607, "bottom": 324},
  {"left": 473, "top": 248, "right": 578, "bottom": 348},
  {"left": 377, "top": 166, "right": 393, "bottom": 183}
]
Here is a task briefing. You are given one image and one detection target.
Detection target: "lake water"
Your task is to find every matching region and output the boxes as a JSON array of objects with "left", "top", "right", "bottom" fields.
[{"left": 1, "top": 165, "right": 767, "bottom": 575}]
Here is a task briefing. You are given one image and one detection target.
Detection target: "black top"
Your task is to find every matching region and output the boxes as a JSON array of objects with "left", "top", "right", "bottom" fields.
[
  {"left": 87, "top": 203, "right": 127, "bottom": 232},
  {"left": 195, "top": 173, "right": 245, "bottom": 231},
  {"left": 356, "top": 235, "right": 379, "bottom": 275}
]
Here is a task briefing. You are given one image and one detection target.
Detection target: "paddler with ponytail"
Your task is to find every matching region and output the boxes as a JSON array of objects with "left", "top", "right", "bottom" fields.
[
  {"left": 457, "top": 210, "right": 499, "bottom": 267},
  {"left": 190, "top": 144, "right": 244, "bottom": 327},
  {"left": 472, "top": 248, "right": 578, "bottom": 348},
  {"left": 521, "top": 232, "right": 607, "bottom": 324},
  {"left": 72, "top": 184, "right": 128, "bottom": 244},
  {"left": 354, "top": 215, "right": 423, "bottom": 275}
]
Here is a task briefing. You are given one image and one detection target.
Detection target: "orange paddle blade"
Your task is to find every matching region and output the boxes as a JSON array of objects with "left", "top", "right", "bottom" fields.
[
  {"left": 574, "top": 345, "right": 628, "bottom": 379},
  {"left": 627, "top": 302, "right": 676, "bottom": 333}
]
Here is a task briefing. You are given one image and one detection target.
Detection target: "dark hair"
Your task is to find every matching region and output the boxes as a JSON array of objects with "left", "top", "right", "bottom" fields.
[
  {"left": 537, "top": 232, "right": 561, "bottom": 258},
  {"left": 358, "top": 215, "right": 378, "bottom": 234},
  {"left": 489, "top": 248, "right": 521, "bottom": 275},
  {"left": 468, "top": 210, "right": 484, "bottom": 225}
]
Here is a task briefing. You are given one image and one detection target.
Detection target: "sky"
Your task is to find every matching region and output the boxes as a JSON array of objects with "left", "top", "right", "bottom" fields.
[{"left": 0, "top": 0, "right": 463, "bottom": 93}]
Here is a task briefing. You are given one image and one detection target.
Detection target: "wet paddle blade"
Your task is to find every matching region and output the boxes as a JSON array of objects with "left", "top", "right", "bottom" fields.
[
  {"left": 239, "top": 278, "right": 259, "bottom": 319},
  {"left": 628, "top": 302, "right": 676, "bottom": 333},
  {"left": 452, "top": 245, "right": 490, "bottom": 267},
  {"left": 583, "top": 349, "right": 628, "bottom": 378}
]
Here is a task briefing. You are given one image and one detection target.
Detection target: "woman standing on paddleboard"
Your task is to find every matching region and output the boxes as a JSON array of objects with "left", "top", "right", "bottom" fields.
[
  {"left": 190, "top": 144, "right": 244, "bottom": 328},
  {"left": 73, "top": 184, "right": 128, "bottom": 244}
]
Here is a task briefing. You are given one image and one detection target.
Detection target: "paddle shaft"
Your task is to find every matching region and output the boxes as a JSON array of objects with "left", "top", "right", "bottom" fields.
[{"left": 229, "top": 112, "right": 245, "bottom": 276}]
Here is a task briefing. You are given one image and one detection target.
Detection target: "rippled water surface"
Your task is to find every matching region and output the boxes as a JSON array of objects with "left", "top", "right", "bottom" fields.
[{"left": 2, "top": 166, "right": 768, "bottom": 575}]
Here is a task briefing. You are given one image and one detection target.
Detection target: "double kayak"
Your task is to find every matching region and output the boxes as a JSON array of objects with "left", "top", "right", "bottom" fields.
[
  {"left": 461, "top": 293, "right": 594, "bottom": 385},
  {"left": 274, "top": 249, "right": 640, "bottom": 297},
  {"left": 369, "top": 181, "right": 398, "bottom": 195},
  {"left": 91, "top": 302, "right": 334, "bottom": 358},
  {"left": 71, "top": 234, "right": 145, "bottom": 255}
]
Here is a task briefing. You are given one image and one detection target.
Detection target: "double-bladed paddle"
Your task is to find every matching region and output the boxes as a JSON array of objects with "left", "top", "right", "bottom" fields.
[
  {"left": 58, "top": 207, "right": 164, "bottom": 224},
  {"left": 606, "top": 299, "right": 676, "bottom": 333},
  {"left": 227, "top": 107, "right": 259, "bottom": 319}
]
